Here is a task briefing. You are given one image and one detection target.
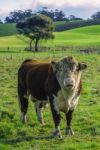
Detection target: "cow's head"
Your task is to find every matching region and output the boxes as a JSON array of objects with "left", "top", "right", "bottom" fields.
[{"left": 51, "top": 56, "right": 87, "bottom": 89}]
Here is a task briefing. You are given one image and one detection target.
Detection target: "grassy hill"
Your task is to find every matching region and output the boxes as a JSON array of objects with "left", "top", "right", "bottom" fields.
[
  {"left": 0, "top": 25, "right": 100, "bottom": 47},
  {"left": 68, "top": 25, "right": 100, "bottom": 35},
  {"left": 55, "top": 19, "right": 100, "bottom": 31},
  {"left": 43, "top": 25, "right": 100, "bottom": 47},
  {"left": 0, "top": 23, "right": 16, "bottom": 37},
  {"left": 53, "top": 25, "right": 100, "bottom": 47}
]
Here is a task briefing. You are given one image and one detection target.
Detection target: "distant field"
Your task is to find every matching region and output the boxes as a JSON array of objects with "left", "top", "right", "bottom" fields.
[
  {"left": 0, "top": 23, "right": 16, "bottom": 37},
  {"left": 53, "top": 25, "right": 100, "bottom": 47},
  {"left": 0, "top": 25, "right": 100, "bottom": 48},
  {"left": 0, "top": 35, "right": 27, "bottom": 47},
  {"left": 54, "top": 21, "right": 66, "bottom": 27},
  {"left": 68, "top": 25, "right": 100, "bottom": 35}
]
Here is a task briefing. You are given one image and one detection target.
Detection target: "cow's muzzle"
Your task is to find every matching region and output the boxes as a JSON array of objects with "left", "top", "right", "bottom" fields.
[{"left": 63, "top": 78, "right": 75, "bottom": 88}]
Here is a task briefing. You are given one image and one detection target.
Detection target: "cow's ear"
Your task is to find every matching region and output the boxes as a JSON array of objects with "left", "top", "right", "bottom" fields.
[
  {"left": 78, "top": 63, "right": 87, "bottom": 70},
  {"left": 51, "top": 61, "right": 56, "bottom": 65},
  {"left": 51, "top": 61, "right": 57, "bottom": 72}
]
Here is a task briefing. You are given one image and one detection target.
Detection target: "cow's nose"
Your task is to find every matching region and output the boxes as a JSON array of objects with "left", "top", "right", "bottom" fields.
[{"left": 64, "top": 78, "right": 74, "bottom": 87}]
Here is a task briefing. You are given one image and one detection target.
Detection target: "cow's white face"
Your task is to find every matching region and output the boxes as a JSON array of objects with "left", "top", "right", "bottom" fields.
[{"left": 52, "top": 56, "right": 87, "bottom": 90}]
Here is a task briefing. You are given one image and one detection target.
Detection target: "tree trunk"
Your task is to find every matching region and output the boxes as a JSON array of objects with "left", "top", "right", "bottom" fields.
[
  {"left": 35, "top": 39, "right": 39, "bottom": 52},
  {"left": 29, "top": 39, "right": 32, "bottom": 51}
]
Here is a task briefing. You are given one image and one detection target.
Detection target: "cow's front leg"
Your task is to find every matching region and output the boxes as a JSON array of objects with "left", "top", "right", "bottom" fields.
[
  {"left": 35, "top": 101, "right": 44, "bottom": 125},
  {"left": 49, "top": 95, "right": 62, "bottom": 138},
  {"left": 65, "top": 110, "right": 74, "bottom": 135}
]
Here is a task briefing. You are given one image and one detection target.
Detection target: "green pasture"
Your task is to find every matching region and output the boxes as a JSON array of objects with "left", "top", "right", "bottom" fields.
[
  {"left": 0, "top": 47, "right": 100, "bottom": 150},
  {"left": 0, "top": 24, "right": 16, "bottom": 37},
  {"left": 54, "top": 21, "right": 66, "bottom": 27},
  {"left": 0, "top": 25, "right": 100, "bottom": 48},
  {"left": 0, "top": 24, "right": 100, "bottom": 149}
]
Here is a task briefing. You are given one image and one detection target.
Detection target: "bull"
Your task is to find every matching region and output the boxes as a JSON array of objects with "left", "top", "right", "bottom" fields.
[{"left": 18, "top": 56, "right": 87, "bottom": 138}]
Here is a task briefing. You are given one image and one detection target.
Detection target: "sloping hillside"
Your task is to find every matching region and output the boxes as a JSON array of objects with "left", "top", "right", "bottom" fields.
[
  {"left": 0, "top": 25, "right": 100, "bottom": 47},
  {"left": 0, "top": 23, "right": 16, "bottom": 37},
  {"left": 68, "top": 25, "right": 100, "bottom": 35},
  {"left": 55, "top": 19, "right": 100, "bottom": 31},
  {"left": 48, "top": 25, "right": 100, "bottom": 47}
]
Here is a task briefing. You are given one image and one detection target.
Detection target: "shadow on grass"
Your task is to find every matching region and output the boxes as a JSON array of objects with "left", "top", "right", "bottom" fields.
[
  {"left": 0, "top": 50, "right": 21, "bottom": 53},
  {"left": 0, "top": 135, "right": 55, "bottom": 144}
]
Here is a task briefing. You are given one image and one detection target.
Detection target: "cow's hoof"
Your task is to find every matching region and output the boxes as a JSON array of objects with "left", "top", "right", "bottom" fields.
[
  {"left": 22, "top": 116, "right": 27, "bottom": 124},
  {"left": 52, "top": 129, "right": 62, "bottom": 139},
  {"left": 66, "top": 128, "right": 74, "bottom": 135},
  {"left": 39, "top": 119, "right": 45, "bottom": 126},
  {"left": 21, "top": 115, "right": 27, "bottom": 124}
]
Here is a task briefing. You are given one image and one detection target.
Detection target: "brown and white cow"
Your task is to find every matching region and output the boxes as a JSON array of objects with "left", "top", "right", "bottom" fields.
[{"left": 18, "top": 56, "right": 87, "bottom": 138}]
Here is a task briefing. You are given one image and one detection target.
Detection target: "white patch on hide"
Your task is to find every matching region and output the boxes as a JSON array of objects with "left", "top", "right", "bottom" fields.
[
  {"left": 54, "top": 72, "right": 82, "bottom": 113},
  {"left": 35, "top": 101, "right": 43, "bottom": 121},
  {"left": 21, "top": 113, "right": 27, "bottom": 123},
  {"left": 53, "top": 95, "right": 60, "bottom": 114}
]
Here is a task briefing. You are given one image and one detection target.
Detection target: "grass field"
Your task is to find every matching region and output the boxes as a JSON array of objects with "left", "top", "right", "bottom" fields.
[
  {"left": 1, "top": 25, "right": 100, "bottom": 48},
  {"left": 0, "top": 48, "right": 100, "bottom": 150},
  {"left": 0, "top": 24, "right": 17, "bottom": 37},
  {"left": 0, "top": 24, "right": 100, "bottom": 149}
]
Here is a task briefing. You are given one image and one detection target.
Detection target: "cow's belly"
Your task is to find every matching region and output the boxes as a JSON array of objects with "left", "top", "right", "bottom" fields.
[{"left": 54, "top": 90, "right": 80, "bottom": 113}]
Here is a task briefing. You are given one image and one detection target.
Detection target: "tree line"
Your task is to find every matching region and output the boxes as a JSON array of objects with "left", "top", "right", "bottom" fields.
[
  {"left": 55, "top": 19, "right": 100, "bottom": 31},
  {"left": 0, "top": 7, "right": 100, "bottom": 24},
  {"left": 3, "top": 8, "right": 83, "bottom": 23}
]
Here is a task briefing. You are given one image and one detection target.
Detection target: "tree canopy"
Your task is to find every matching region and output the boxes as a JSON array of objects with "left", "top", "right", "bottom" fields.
[
  {"left": 4, "top": 8, "right": 83, "bottom": 23},
  {"left": 91, "top": 11, "right": 100, "bottom": 19},
  {"left": 0, "top": 20, "right": 3, "bottom": 24},
  {"left": 38, "top": 8, "right": 67, "bottom": 21},
  {"left": 16, "top": 14, "right": 54, "bottom": 51},
  {"left": 5, "top": 9, "right": 33, "bottom": 23}
]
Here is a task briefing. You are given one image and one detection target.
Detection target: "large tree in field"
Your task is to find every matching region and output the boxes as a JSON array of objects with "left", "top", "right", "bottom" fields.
[{"left": 16, "top": 14, "right": 54, "bottom": 52}]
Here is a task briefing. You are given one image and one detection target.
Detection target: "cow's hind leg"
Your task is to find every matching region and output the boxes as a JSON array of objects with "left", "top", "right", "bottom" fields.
[
  {"left": 65, "top": 110, "right": 74, "bottom": 135},
  {"left": 18, "top": 84, "right": 28, "bottom": 123},
  {"left": 35, "top": 101, "right": 44, "bottom": 125}
]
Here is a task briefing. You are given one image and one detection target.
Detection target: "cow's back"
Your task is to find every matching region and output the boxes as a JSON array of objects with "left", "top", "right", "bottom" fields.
[{"left": 18, "top": 59, "right": 54, "bottom": 100}]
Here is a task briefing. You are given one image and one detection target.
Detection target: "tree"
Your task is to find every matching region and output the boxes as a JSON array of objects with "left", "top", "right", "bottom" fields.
[
  {"left": 38, "top": 7, "right": 55, "bottom": 20},
  {"left": 91, "top": 11, "right": 100, "bottom": 19},
  {"left": 54, "top": 9, "right": 66, "bottom": 21},
  {"left": 5, "top": 9, "right": 33, "bottom": 23},
  {"left": 0, "top": 19, "right": 3, "bottom": 24},
  {"left": 16, "top": 14, "right": 54, "bottom": 52},
  {"left": 38, "top": 8, "right": 67, "bottom": 21}
]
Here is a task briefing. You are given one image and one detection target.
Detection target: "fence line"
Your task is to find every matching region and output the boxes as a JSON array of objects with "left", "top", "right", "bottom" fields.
[{"left": 0, "top": 46, "right": 100, "bottom": 60}]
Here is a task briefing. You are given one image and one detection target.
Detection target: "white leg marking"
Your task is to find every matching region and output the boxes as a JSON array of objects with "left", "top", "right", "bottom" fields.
[
  {"left": 66, "top": 127, "right": 74, "bottom": 135},
  {"left": 35, "top": 101, "right": 44, "bottom": 124},
  {"left": 18, "top": 96, "right": 26, "bottom": 123},
  {"left": 21, "top": 113, "right": 27, "bottom": 123},
  {"left": 53, "top": 95, "right": 60, "bottom": 114},
  {"left": 53, "top": 126, "right": 62, "bottom": 139}
]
